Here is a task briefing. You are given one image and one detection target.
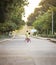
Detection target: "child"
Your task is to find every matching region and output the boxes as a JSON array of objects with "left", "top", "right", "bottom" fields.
[{"left": 25, "top": 31, "right": 31, "bottom": 43}]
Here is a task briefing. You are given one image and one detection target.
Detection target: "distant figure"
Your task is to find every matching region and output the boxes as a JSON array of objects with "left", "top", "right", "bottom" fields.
[
  {"left": 25, "top": 31, "right": 31, "bottom": 43},
  {"left": 9, "top": 31, "right": 12, "bottom": 37}
]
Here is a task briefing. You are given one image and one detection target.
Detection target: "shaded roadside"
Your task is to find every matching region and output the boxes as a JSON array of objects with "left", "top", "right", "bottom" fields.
[
  {"left": 0, "top": 34, "right": 12, "bottom": 43},
  {"left": 32, "top": 36, "right": 56, "bottom": 43},
  {"left": 48, "top": 38, "right": 56, "bottom": 43}
]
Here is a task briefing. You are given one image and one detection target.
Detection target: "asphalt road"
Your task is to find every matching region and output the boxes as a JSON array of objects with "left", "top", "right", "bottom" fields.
[{"left": 0, "top": 35, "right": 56, "bottom": 65}]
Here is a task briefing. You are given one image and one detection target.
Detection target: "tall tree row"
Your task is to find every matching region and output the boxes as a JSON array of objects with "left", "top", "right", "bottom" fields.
[
  {"left": 27, "top": 0, "right": 56, "bottom": 35},
  {"left": 0, "top": 0, "right": 28, "bottom": 34}
]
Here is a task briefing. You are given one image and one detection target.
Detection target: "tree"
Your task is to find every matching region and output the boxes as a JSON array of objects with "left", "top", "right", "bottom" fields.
[
  {"left": 27, "top": 0, "right": 56, "bottom": 35},
  {"left": 33, "top": 11, "right": 52, "bottom": 34},
  {"left": 0, "top": 0, "right": 28, "bottom": 33},
  {"left": 27, "top": 8, "right": 42, "bottom": 26},
  {"left": 39, "top": 0, "right": 56, "bottom": 12}
]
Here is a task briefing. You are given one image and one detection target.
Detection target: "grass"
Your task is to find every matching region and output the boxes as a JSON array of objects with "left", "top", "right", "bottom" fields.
[{"left": 0, "top": 34, "right": 10, "bottom": 39}]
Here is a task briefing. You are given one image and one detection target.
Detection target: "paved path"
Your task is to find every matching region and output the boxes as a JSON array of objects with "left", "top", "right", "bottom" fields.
[{"left": 0, "top": 35, "right": 56, "bottom": 65}]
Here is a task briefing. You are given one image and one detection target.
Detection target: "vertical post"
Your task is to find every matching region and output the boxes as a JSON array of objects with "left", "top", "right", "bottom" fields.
[{"left": 52, "top": 10, "right": 54, "bottom": 35}]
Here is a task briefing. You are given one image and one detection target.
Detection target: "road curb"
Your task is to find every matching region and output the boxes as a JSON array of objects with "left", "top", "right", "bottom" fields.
[
  {"left": 49, "top": 39, "right": 56, "bottom": 43},
  {"left": 32, "top": 36, "right": 56, "bottom": 43}
]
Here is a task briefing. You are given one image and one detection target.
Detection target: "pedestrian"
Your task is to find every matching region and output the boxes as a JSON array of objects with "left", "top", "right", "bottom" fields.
[{"left": 25, "top": 31, "right": 31, "bottom": 43}]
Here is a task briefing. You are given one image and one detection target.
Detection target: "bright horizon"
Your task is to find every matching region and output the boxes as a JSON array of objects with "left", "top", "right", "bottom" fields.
[{"left": 22, "top": 0, "right": 41, "bottom": 22}]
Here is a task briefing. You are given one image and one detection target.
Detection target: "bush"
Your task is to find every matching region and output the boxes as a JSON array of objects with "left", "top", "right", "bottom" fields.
[
  {"left": 48, "top": 35, "right": 56, "bottom": 38},
  {"left": 0, "top": 33, "right": 10, "bottom": 39},
  {"left": 40, "top": 34, "right": 56, "bottom": 38}
]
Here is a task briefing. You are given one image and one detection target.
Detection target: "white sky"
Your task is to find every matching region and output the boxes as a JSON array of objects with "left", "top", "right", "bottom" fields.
[{"left": 22, "top": 0, "right": 41, "bottom": 22}]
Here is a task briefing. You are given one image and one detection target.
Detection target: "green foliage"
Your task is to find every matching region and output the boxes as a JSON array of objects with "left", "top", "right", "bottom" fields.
[
  {"left": 0, "top": 0, "right": 28, "bottom": 33},
  {"left": 27, "top": 8, "right": 41, "bottom": 26},
  {"left": 39, "top": 0, "right": 56, "bottom": 12},
  {"left": 28, "top": 0, "right": 56, "bottom": 35},
  {"left": 33, "top": 11, "right": 52, "bottom": 34},
  {"left": 0, "top": 21, "right": 17, "bottom": 32}
]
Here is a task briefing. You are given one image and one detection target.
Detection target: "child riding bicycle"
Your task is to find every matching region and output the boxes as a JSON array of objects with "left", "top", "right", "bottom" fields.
[{"left": 25, "top": 31, "right": 31, "bottom": 43}]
